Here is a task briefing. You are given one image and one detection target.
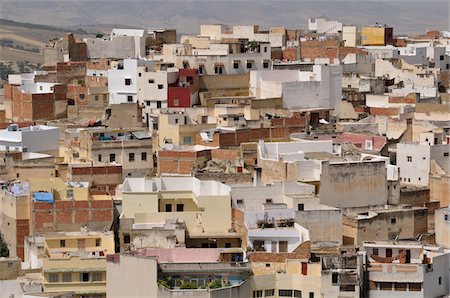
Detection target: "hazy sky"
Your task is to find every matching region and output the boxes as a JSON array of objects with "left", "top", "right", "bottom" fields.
[{"left": 0, "top": 0, "right": 448, "bottom": 34}]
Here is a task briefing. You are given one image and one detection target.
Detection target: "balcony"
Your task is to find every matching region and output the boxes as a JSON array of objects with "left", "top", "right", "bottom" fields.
[{"left": 368, "top": 263, "right": 424, "bottom": 283}]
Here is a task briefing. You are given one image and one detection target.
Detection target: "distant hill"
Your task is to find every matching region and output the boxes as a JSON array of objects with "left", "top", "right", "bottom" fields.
[{"left": 0, "top": 0, "right": 448, "bottom": 34}]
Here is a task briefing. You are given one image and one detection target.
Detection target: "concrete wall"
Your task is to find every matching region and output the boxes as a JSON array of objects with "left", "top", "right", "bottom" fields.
[
  {"left": 320, "top": 161, "right": 388, "bottom": 208},
  {"left": 107, "top": 254, "right": 158, "bottom": 298},
  {"left": 435, "top": 208, "right": 450, "bottom": 248},
  {"left": 397, "top": 143, "right": 430, "bottom": 187},
  {"left": 295, "top": 209, "right": 342, "bottom": 245}
]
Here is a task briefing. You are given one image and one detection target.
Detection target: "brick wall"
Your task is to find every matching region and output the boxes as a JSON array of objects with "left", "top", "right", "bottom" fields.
[
  {"left": 211, "top": 149, "right": 240, "bottom": 160},
  {"left": 32, "top": 199, "right": 113, "bottom": 233},
  {"left": 300, "top": 39, "right": 340, "bottom": 63},
  {"left": 16, "top": 219, "right": 29, "bottom": 260}
]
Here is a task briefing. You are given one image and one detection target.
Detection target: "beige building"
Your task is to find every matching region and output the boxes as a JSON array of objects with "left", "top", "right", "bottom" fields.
[
  {"left": 42, "top": 231, "right": 114, "bottom": 298},
  {"left": 79, "top": 127, "right": 153, "bottom": 177},
  {"left": 343, "top": 205, "right": 428, "bottom": 246},
  {"left": 117, "top": 176, "right": 242, "bottom": 250},
  {"left": 158, "top": 113, "right": 215, "bottom": 146}
]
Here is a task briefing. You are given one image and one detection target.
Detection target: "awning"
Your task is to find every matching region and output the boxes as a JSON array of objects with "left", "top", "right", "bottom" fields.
[
  {"left": 33, "top": 192, "right": 54, "bottom": 203},
  {"left": 131, "top": 131, "right": 152, "bottom": 140}
]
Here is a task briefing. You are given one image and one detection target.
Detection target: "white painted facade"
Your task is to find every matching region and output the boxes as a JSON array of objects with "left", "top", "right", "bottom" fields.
[
  {"left": 108, "top": 59, "right": 155, "bottom": 105},
  {"left": 0, "top": 125, "right": 60, "bottom": 153},
  {"left": 250, "top": 65, "right": 342, "bottom": 110},
  {"left": 136, "top": 66, "right": 178, "bottom": 110},
  {"left": 308, "top": 17, "right": 343, "bottom": 34},
  {"left": 396, "top": 143, "right": 430, "bottom": 186},
  {"left": 343, "top": 26, "right": 358, "bottom": 47}
]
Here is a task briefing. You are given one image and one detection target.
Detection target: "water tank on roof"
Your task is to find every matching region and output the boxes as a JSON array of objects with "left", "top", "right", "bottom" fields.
[{"left": 7, "top": 124, "right": 19, "bottom": 132}]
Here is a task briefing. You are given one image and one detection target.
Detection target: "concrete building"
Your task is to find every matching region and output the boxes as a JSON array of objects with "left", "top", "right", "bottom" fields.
[
  {"left": 363, "top": 241, "right": 450, "bottom": 297},
  {"left": 108, "top": 58, "right": 155, "bottom": 105},
  {"left": 343, "top": 26, "right": 359, "bottom": 47},
  {"left": 42, "top": 230, "right": 114, "bottom": 297},
  {"left": 0, "top": 181, "right": 30, "bottom": 260},
  {"left": 78, "top": 127, "right": 153, "bottom": 177},
  {"left": 343, "top": 205, "right": 428, "bottom": 245},
  {"left": 43, "top": 33, "right": 87, "bottom": 67},
  {"left": 118, "top": 176, "right": 242, "bottom": 250},
  {"left": 361, "top": 25, "right": 394, "bottom": 46},
  {"left": 84, "top": 29, "right": 146, "bottom": 59},
  {"left": 320, "top": 160, "right": 388, "bottom": 208},
  {"left": 435, "top": 207, "right": 450, "bottom": 248},
  {"left": 308, "top": 17, "right": 343, "bottom": 34},
  {"left": 249, "top": 65, "right": 342, "bottom": 110},
  {"left": 0, "top": 124, "right": 60, "bottom": 155}
]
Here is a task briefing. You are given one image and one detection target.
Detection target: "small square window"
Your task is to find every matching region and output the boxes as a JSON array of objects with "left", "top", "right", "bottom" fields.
[
  {"left": 237, "top": 199, "right": 243, "bottom": 204},
  {"left": 110, "top": 153, "right": 116, "bottom": 162},
  {"left": 246, "top": 62, "right": 253, "bottom": 69},
  {"left": 177, "top": 204, "right": 184, "bottom": 212},
  {"left": 298, "top": 203, "right": 304, "bottom": 211},
  {"left": 407, "top": 156, "right": 412, "bottom": 162},
  {"left": 263, "top": 61, "right": 269, "bottom": 69},
  {"left": 165, "top": 204, "right": 172, "bottom": 212},
  {"left": 127, "top": 95, "right": 133, "bottom": 102},
  {"left": 123, "top": 234, "right": 130, "bottom": 244},
  {"left": 391, "top": 218, "right": 396, "bottom": 224},
  {"left": 125, "top": 78, "right": 131, "bottom": 85},
  {"left": 79, "top": 94, "right": 85, "bottom": 99},
  {"left": 129, "top": 152, "right": 135, "bottom": 162},
  {"left": 373, "top": 248, "right": 379, "bottom": 256},
  {"left": 444, "top": 152, "right": 449, "bottom": 157},
  {"left": 141, "top": 152, "right": 147, "bottom": 161},
  {"left": 62, "top": 273, "right": 71, "bottom": 282},
  {"left": 265, "top": 289, "right": 275, "bottom": 297},
  {"left": 95, "top": 238, "right": 101, "bottom": 247},
  {"left": 158, "top": 84, "right": 163, "bottom": 89},
  {"left": 138, "top": 73, "right": 142, "bottom": 77},
  {"left": 233, "top": 61, "right": 239, "bottom": 69},
  {"left": 145, "top": 101, "right": 150, "bottom": 106},
  {"left": 148, "top": 79, "right": 154, "bottom": 84},
  {"left": 266, "top": 198, "right": 272, "bottom": 204},
  {"left": 49, "top": 273, "right": 59, "bottom": 282},
  {"left": 60, "top": 240, "right": 66, "bottom": 247}
]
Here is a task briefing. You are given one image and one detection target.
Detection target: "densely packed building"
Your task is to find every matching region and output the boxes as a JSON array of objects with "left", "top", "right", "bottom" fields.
[{"left": 0, "top": 16, "right": 449, "bottom": 298}]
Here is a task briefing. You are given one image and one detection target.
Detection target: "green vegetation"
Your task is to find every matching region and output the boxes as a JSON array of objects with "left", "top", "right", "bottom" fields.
[
  {"left": 0, "top": 63, "right": 14, "bottom": 81},
  {"left": 0, "top": 233, "right": 9, "bottom": 257},
  {"left": 179, "top": 280, "right": 198, "bottom": 289}
]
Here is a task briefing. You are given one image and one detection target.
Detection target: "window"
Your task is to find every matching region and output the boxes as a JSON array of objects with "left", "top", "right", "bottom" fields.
[
  {"left": 125, "top": 78, "right": 131, "bottom": 85},
  {"left": 49, "top": 273, "right": 59, "bottom": 282},
  {"left": 95, "top": 95, "right": 99, "bottom": 101},
  {"left": 157, "top": 101, "right": 162, "bottom": 108},
  {"left": 407, "top": 156, "right": 412, "bottom": 162},
  {"left": 444, "top": 152, "right": 449, "bottom": 157},
  {"left": 225, "top": 242, "right": 231, "bottom": 248},
  {"left": 233, "top": 61, "right": 239, "bottom": 69},
  {"left": 394, "top": 283, "right": 407, "bottom": 291},
  {"left": 80, "top": 272, "right": 90, "bottom": 282},
  {"left": 176, "top": 204, "right": 184, "bottom": 212},
  {"left": 266, "top": 263, "right": 271, "bottom": 267},
  {"left": 445, "top": 214, "right": 448, "bottom": 221},
  {"left": 165, "top": 204, "right": 172, "bottom": 212},
  {"left": 127, "top": 95, "right": 133, "bottom": 102},
  {"left": 440, "top": 55, "right": 444, "bottom": 61},
  {"left": 301, "top": 262, "right": 307, "bottom": 275},
  {"left": 129, "top": 152, "right": 135, "bottom": 162},
  {"left": 60, "top": 240, "right": 66, "bottom": 247},
  {"left": 98, "top": 154, "right": 102, "bottom": 162},
  {"left": 264, "top": 47, "right": 268, "bottom": 53},
  {"left": 62, "top": 273, "right": 72, "bottom": 282},
  {"left": 439, "top": 276, "right": 442, "bottom": 285},
  {"left": 265, "top": 289, "right": 275, "bottom": 297},
  {"left": 123, "top": 234, "right": 130, "bottom": 244},
  {"left": 237, "top": 199, "right": 243, "bottom": 205},
  {"left": 158, "top": 84, "right": 163, "bottom": 89},
  {"left": 263, "top": 61, "right": 269, "bottom": 69},
  {"left": 246, "top": 61, "right": 253, "bottom": 69},
  {"left": 332, "top": 272, "right": 339, "bottom": 284},
  {"left": 138, "top": 73, "right": 142, "bottom": 77},
  {"left": 148, "top": 79, "right": 154, "bottom": 84},
  {"left": 79, "top": 94, "right": 85, "bottom": 99},
  {"left": 198, "top": 65, "right": 204, "bottom": 75},
  {"left": 266, "top": 198, "right": 272, "bottom": 204},
  {"left": 386, "top": 248, "right": 393, "bottom": 257},
  {"left": 110, "top": 154, "right": 116, "bottom": 162},
  {"left": 279, "top": 290, "right": 293, "bottom": 297},
  {"left": 253, "top": 290, "right": 263, "bottom": 298},
  {"left": 373, "top": 248, "right": 379, "bottom": 256},
  {"left": 183, "top": 136, "right": 192, "bottom": 144},
  {"left": 391, "top": 218, "right": 396, "bottom": 224},
  {"left": 294, "top": 290, "right": 302, "bottom": 298},
  {"left": 298, "top": 203, "right": 304, "bottom": 211},
  {"left": 141, "top": 152, "right": 147, "bottom": 161},
  {"left": 93, "top": 272, "right": 102, "bottom": 282},
  {"left": 145, "top": 101, "right": 151, "bottom": 106},
  {"left": 279, "top": 241, "right": 288, "bottom": 252},
  {"left": 214, "top": 66, "right": 223, "bottom": 74},
  {"left": 309, "top": 293, "right": 314, "bottom": 298},
  {"left": 95, "top": 238, "right": 101, "bottom": 247}
]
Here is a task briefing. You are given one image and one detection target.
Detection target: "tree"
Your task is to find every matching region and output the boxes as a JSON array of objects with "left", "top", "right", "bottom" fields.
[{"left": 0, "top": 232, "right": 9, "bottom": 257}]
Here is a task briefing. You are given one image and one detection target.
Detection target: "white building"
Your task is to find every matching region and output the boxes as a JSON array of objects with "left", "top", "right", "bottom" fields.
[
  {"left": 84, "top": 29, "right": 147, "bottom": 59},
  {"left": 397, "top": 143, "right": 449, "bottom": 187},
  {"left": 308, "top": 17, "right": 343, "bottom": 34},
  {"left": 108, "top": 58, "right": 155, "bottom": 105},
  {"left": 363, "top": 241, "right": 450, "bottom": 298},
  {"left": 0, "top": 124, "right": 60, "bottom": 154},
  {"left": 343, "top": 26, "right": 359, "bottom": 47},
  {"left": 435, "top": 207, "right": 450, "bottom": 248},
  {"left": 250, "top": 65, "right": 342, "bottom": 110}
]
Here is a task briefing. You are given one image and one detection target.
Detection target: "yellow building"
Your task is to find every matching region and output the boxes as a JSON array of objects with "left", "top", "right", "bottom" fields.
[
  {"left": 361, "top": 25, "right": 393, "bottom": 46},
  {"left": 42, "top": 231, "right": 114, "bottom": 298},
  {"left": 118, "top": 176, "right": 242, "bottom": 250}
]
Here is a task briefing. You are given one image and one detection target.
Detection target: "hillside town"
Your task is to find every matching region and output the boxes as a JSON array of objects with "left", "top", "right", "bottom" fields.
[{"left": 0, "top": 15, "right": 449, "bottom": 298}]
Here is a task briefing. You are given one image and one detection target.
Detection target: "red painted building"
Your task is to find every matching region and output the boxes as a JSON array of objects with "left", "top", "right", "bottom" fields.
[{"left": 167, "top": 69, "right": 199, "bottom": 108}]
